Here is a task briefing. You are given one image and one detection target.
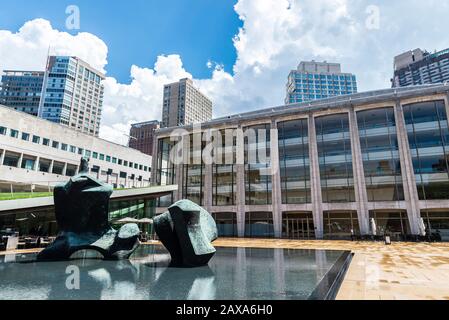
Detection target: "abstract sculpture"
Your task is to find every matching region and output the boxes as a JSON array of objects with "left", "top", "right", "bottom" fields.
[
  {"left": 153, "top": 200, "right": 218, "bottom": 268},
  {"left": 37, "top": 157, "right": 140, "bottom": 261}
]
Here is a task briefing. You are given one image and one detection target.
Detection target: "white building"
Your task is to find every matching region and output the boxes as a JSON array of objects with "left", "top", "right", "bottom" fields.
[{"left": 0, "top": 105, "right": 152, "bottom": 193}]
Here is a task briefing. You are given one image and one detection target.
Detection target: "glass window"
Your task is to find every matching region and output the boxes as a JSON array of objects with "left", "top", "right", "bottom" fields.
[
  {"left": 323, "top": 211, "right": 359, "bottom": 239},
  {"left": 245, "top": 124, "right": 272, "bottom": 205},
  {"left": 0, "top": 126, "right": 6, "bottom": 135},
  {"left": 3, "top": 152, "right": 20, "bottom": 167},
  {"left": 70, "top": 146, "right": 76, "bottom": 153},
  {"left": 404, "top": 100, "right": 449, "bottom": 200},
  {"left": 357, "top": 107, "right": 404, "bottom": 201},
  {"left": 32, "top": 135, "right": 40, "bottom": 144},
  {"left": 61, "top": 143, "right": 68, "bottom": 151},
  {"left": 52, "top": 141, "right": 59, "bottom": 149},
  {"left": 106, "top": 156, "right": 111, "bottom": 162},
  {"left": 21, "top": 132, "right": 30, "bottom": 141},
  {"left": 99, "top": 154, "right": 105, "bottom": 161},
  {"left": 156, "top": 138, "right": 176, "bottom": 207},
  {"left": 212, "top": 213, "right": 237, "bottom": 237},
  {"left": 316, "top": 114, "right": 355, "bottom": 203},
  {"left": 10, "top": 129, "right": 19, "bottom": 138},
  {"left": 370, "top": 211, "right": 410, "bottom": 240},
  {"left": 92, "top": 152, "right": 98, "bottom": 159},
  {"left": 421, "top": 211, "right": 449, "bottom": 241},
  {"left": 278, "top": 119, "right": 311, "bottom": 204},
  {"left": 43, "top": 138, "right": 50, "bottom": 146},
  {"left": 245, "top": 212, "right": 274, "bottom": 238},
  {"left": 282, "top": 212, "right": 315, "bottom": 239}
]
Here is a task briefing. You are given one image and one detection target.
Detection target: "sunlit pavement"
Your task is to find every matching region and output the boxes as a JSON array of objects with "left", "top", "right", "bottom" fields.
[{"left": 2, "top": 238, "right": 449, "bottom": 300}]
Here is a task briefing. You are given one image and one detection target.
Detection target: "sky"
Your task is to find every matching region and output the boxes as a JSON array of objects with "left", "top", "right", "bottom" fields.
[{"left": 0, "top": 0, "right": 448, "bottom": 145}]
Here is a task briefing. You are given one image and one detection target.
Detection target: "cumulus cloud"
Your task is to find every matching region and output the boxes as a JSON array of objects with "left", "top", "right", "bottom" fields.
[
  {"left": 0, "top": 18, "right": 108, "bottom": 73},
  {"left": 1, "top": 1, "right": 449, "bottom": 145},
  {"left": 101, "top": 55, "right": 192, "bottom": 145}
]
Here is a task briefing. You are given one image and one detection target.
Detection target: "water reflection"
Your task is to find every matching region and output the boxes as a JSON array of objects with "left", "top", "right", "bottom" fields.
[{"left": 0, "top": 245, "right": 348, "bottom": 300}]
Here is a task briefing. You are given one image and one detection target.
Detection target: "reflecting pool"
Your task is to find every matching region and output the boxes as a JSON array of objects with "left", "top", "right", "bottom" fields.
[{"left": 0, "top": 245, "right": 352, "bottom": 300}]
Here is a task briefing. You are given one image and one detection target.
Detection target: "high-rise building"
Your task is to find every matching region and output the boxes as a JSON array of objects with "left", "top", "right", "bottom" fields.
[
  {"left": 38, "top": 56, "right": 105, "bottom": 136},
  {"left": 0, "top": 71, "right": 45, "bottom": 116},
  {"left": 128, "top": 120, "right": 160, "bottom": 156},
  {"left": 285, "top": 61, "right": 358, "bottom": 104},
  {"left": 161, "top": 78, "right": 212, "bottom": 128},
  {"left": 392, "top": 48, "right": 449, "bottom": 87},
  {"left": 0, "top": 56, "right": 105, "bottom": 137}
]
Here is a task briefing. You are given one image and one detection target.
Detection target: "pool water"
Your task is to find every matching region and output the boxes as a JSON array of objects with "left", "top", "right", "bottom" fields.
[{"left": 0, "top": 245, "right": 352, "bottom": 300}]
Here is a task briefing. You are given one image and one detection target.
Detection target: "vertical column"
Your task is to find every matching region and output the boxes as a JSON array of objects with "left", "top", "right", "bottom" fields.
[
  {"left": 49, "top": 160, "right": 54, "bottom": 175},
  {"left": 308, "top": 115, "right": 324, "bottom": 239},
  {"left": 0, "top": 149, "right": 5, "bottom": 166},
  {"left": 236, "top": 125, "right": 246, "bottom": 238},
  {"left": 18, "top": 153, "right": 24, "bottom": 169},
  {"left": 270, "top": 120, "right": 282, "bottom": 238},
  {"left": 394, "top": 101, "right": 421, "bottom": 235},
  {"left": 35, "top": 157, "right": 40, "bottom": 172},
  {"left": 174, "top": 164, "right": 183, "bottom": 202},
  {"left": 204, "top": 163, "right": 213, "bottom": 212},
  {"left": 151, "top": 137, "right": 159, "bottom": 185},
  {"left": 348, "top": 108, "right": 370, "bottom": 235}
]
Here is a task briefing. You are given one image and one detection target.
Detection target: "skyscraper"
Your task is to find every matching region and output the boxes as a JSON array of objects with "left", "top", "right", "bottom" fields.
[
  {"left": 161, "top": 78, "right": 213, "bottom": 128},
  {"left": 0, "top": 71, "right": 45, "bottom": 116},
  {"left": 0, "top": 56, "right": 105, "bottom": 137},
  {"left": 39, "top": 56, "right": 105, "bottom": 136},
  {"left": 128, "top": 120, "right": 160, "bottom": 156},
  {"left": 285, "top": 61, "right": 358, "bottom": 104},
  {"left": 392, "top": 48, "right": 449, "bottom": 87}
]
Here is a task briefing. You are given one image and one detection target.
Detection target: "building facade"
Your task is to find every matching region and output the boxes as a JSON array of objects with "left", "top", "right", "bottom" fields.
[
  {"left": 128, "top": 120, "right": 160, "bottom": 156},
  {"left": 0, "top": 105, "right": 152, "bottom": 193},
  {"left": 393, "top": 48, "right": 449, "bottom": 87},
  {"left": 38, "top": 56, "right": 105, "bottom": 136},
  {"left": 153, "top": 84, "right": 449, "bottom": 241},
  {"left": 0, "top": 71, "right": 45, "bottom": 116},
  {"left": 161, "top": 78, "right": 213, "bottom": 128},
  {"left": 285, "top": 61, "right": 358, "bottom": 105}
]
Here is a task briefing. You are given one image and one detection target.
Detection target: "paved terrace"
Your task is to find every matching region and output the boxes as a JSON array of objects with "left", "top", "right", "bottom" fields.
[{"left": 2, "top": 238, "right": 448, "bottom": 300}]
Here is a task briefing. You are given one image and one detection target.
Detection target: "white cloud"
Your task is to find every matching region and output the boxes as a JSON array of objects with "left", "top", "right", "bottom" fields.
[
  {"left": 100, "top": 55, "right": 192, "bottom": 145},
  {"left": 0, "top": 18, "right": 108, "bottom": 73},
  {"left": 1, "top": 1, "right": 449, "bottom": 145}
]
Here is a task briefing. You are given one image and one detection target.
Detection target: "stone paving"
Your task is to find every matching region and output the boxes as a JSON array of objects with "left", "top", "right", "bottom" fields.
[{"left": 2, "top": 238, "right": 449, "bottom": 300}]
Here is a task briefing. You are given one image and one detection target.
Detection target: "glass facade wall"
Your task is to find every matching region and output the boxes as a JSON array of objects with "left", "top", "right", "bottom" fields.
[
  {"left": 213, "top": 130, "right": 237, "bottom": 206},
  {"left": 182, "top": 134, "right": 206, "bottom": 206},
  {"left": 404, "top": 100, "right": 449, "bottom": 200},
  {"left": 282, "top": 212, "right": 315, "bottom": 239},
  {"left": 323, "top": 211, "right": 359, "bottom": 239},
  {"left": 316, "top": 114, "right": 355, "bottom": 203},
  {"left": 369, "top": 211, "right": 410, "bottom": 240},
  {"left": 421, "top": 211, "right": 449, "bottom": 241},
  {"left": 244, "top": 124, "right": 272, "bottom": 205},
  {"left": 278, "top": 119, "right": 311, "bottom": 204},
  {"left": 357, "top": 108, "right": 404, "bottom": 201},
  {"left": 212, "top": 212, "right": 238, "bottom": 237},
  {"left": 156, "top": 138, "right": 176, "bottom": 207},
  {"left": 245, "top": 212, "right": 274, "bottom": 238}
]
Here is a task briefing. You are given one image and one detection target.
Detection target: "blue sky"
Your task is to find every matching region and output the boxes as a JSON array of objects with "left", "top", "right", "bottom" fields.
[{"left": 0, "top": 0, "right": 242, "bottom": 82}]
